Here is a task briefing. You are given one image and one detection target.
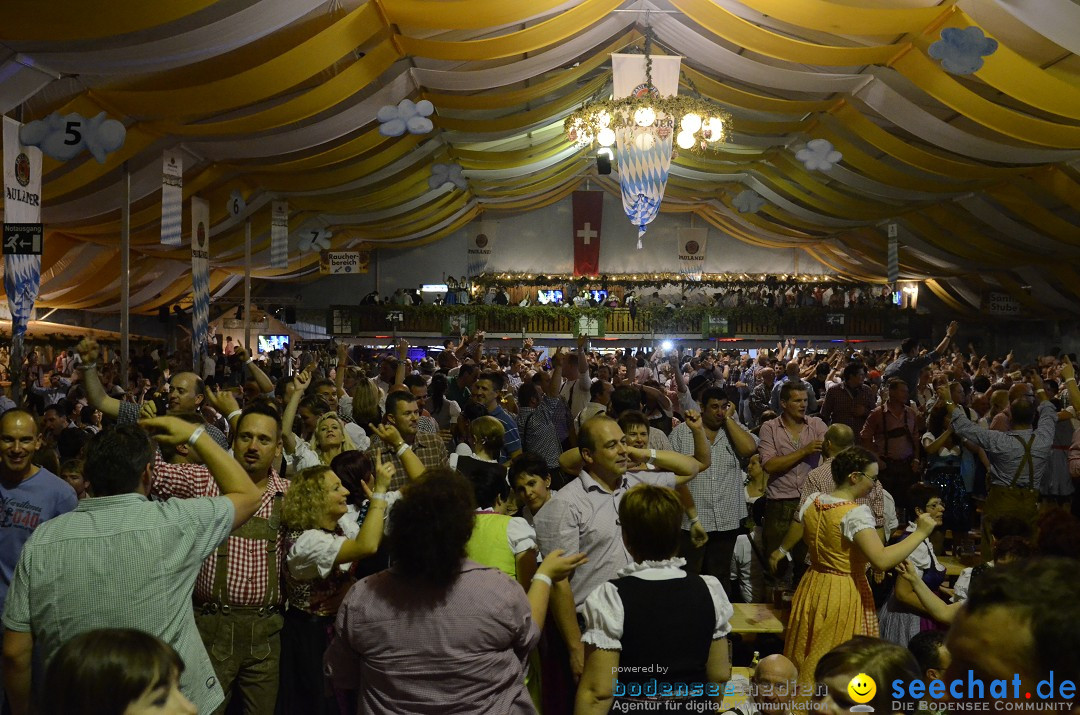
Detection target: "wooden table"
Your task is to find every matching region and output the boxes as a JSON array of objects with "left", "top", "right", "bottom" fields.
[{"left": 730, "top": 603, "right": 786, "bottom": 634}]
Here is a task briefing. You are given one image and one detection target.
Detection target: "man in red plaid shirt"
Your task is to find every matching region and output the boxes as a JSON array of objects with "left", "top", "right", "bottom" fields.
[{"left": 151, "top": 400, "right": 289, "bottom": 714}]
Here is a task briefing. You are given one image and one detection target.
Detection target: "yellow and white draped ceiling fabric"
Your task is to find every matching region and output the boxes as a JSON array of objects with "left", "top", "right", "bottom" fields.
[{"left": 1, "top": 0, "right": 1079, "bottom": 313}]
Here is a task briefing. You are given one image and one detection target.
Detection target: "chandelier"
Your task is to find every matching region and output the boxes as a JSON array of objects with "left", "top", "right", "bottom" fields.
[{"left": 564, "top": 39, "right": 730, "bottom": 152}]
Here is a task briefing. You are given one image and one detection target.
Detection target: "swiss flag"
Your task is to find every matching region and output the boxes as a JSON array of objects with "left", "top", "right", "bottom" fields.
[{"left": 572, "top": 191, "right": 603, "bottom": 277}]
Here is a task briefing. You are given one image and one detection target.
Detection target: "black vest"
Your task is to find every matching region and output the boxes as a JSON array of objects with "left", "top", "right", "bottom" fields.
[{"left": 612, "top": 573, "right": 716, "bottom": 686}]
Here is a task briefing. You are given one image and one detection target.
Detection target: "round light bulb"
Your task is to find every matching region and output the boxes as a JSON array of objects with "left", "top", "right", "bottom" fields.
[
  {"left": 634, "top": 107, "right": 656, "bottom": 127},
  {"left": 681, "top": 113, "right": 702, "bottom": 132},
  {"left": 597, "top": 111, "right": 612, "bottom": 128},
  {"left": 634, "top": 132, "right": 656, "bottom": 151},
  {"left": 676, "top": 130, "right": 696, "bottom": 150},
  {"left": 702, "top": 117, "right": 724, "bottom": 142},
  {"left": 597, "top": 127, "right": 616, "bottom": 147}
]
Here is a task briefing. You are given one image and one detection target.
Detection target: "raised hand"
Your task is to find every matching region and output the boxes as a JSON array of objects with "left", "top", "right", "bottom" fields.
[
  {"left": 684, "top": 409, "right": 704, "bottom": 431},
  {"left": 292, "top": 369, "right": 312, "bottom": 394},
  {"left": 75, "top": 338, "right": 100, "bottom": 366},
  {"left": 937, "top": 385, "right": 952, "bottom": 404},
  {"left": 1062, "top": 355, "right": 1075, "bottom": 383},
  {"left": 205, "top": 385, "right": 240, "bottom": 416},
  {"left": 915, "top": 512, "right": 937, "bottom": 537},
  {"left": 140, "top": 415, "right": 199, "bottom": 445},
  {"left": 368, "top": 422, "right": 404, "bottom": 449}
]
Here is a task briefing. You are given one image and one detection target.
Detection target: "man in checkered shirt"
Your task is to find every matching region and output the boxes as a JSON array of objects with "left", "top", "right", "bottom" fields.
[
  {"left": 516, "top": 348, "right": 566, "bottom": 473},
  {"left": 148, "top": 400, "right": 290, "bottom": 714},
  {"left": 2, "top": 418, "right": 264, "bottom": 715}
]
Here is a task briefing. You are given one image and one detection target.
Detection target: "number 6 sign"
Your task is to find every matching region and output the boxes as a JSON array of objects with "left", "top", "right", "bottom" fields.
[{"left": 228, "top": 190, "right": 246, "bottom": 218}]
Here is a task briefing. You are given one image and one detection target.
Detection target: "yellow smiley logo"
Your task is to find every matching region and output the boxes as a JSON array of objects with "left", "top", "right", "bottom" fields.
[{"left": 847, "top": 673, "right": 877, "bottom": 704}]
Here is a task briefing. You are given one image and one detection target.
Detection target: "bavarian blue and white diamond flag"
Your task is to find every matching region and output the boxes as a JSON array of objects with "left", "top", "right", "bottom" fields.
[
  {"left": 611, "top": 54, "right": 682, "bottom": 241},
  {"left": 3, "top": 117, "right": 43, "bottom": 339},
  {"left": 161, "top": 150, "right": 183, "bottom": 246},
  {"left": 190, "top": 196, "right": 210, "bottom": 371}
]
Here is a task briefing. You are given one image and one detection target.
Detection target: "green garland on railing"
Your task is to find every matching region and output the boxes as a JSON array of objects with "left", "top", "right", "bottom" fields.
[{"left": 343, "top": 303, "right": 894, "bottom": 333}]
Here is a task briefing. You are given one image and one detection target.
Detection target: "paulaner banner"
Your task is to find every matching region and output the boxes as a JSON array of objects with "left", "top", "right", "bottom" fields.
[
  {"left": 677, "top": 227, "right": 707, "bottom": 281},
  {"left": 161, "top": 150, "right": 183, "bottom": 246},
  {"left": 467, "top": 220, "right": 495, "bottom": 277},
  {"left": 3, "top": 117, "right": 43, "bottom": 340}
]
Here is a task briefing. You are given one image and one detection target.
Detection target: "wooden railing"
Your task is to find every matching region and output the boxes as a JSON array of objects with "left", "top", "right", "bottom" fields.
[{"left": 327, "top": 305, "right": 926, "bottom": 339}]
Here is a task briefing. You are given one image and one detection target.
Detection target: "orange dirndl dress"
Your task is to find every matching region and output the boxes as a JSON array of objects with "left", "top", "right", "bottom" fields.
[{"left": 783, "top": 497, "right": 879, "bottom": 685}]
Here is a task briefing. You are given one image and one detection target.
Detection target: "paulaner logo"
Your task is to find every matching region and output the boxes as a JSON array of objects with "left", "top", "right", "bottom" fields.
[{"left": 891, "top": 671, "right": 1076, "bottom": 711}]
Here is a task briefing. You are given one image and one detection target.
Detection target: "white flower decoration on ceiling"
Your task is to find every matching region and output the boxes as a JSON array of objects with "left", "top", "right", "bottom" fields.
[
  {"left": 928, "top": 27, "right": 999, "bottom": 75},
  {"left": 733, "top": 189, "right": 766, "bottom": 214},
  {"left": 795, "top": 138, "right": 842, "bottom": 171},
  {"left": 377, "top": 99, "right": 435, "bottom": 137},
  {"left": 429, "top": 162, "right": 467, "bottom": 191}
]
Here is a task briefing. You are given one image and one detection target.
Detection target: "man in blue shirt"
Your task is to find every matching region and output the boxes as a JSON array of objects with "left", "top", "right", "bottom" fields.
[
  {"left": 472, "top": 371, "right": 522, "bottom": 462},
  {"left": 0, "top": 409, "right": 77, "bottom": 710}
]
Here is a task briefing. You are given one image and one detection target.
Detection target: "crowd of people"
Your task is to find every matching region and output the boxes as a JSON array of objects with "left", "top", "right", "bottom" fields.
[
  {"left": 362, "top": 278, "right": 901, "bottom": 311},
  {"left": 1, "top": 321, "right": 1078, "bottom": 714}
]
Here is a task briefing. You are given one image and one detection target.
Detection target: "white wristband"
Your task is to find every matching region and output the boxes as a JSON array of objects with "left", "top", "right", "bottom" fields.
[
  {"left": 690, "top": 516, "right": 700, "bottom": 525},
  {"left": 395, "top": 442, "right": 409, "bottom": 457},
  {"left": 245, "top": 358, "right": 254, "bottom": 365},
  {"left": 187, "top": 425, "right": 206, "bottom": 446},
  {"left": 77, "top": 362, "right": 97, "bottom": 371},
  {"left": 1067, "top": 378, "right": 1077, "bottom": 384},
  {"left": 369, "top": 492, "right": 387, "bottom": 502},
  {"left": 227, "top": 409, "right": 242, "bottom": 421},
  {"left": 648, "top": 448, "right": 657, "bottom": 465},
  {"left": 777, "top": 545, "right": 792, "bottom": 561},
  {"left": 532, "top": 573, "right": 553, "bottom": 588}
]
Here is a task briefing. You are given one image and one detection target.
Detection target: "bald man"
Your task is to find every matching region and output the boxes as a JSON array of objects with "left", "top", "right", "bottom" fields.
[
  {"left": 724, "top": 654, "right": 799, "bottom": 715},
  {"left": 76, "top": 339, "right": 232, "bottom": 449},
  {"left": 0, "top": 409, "right": 77, "bottom": 703}
]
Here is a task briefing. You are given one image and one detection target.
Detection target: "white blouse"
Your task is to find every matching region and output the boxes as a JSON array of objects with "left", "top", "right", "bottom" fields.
[
  {"left": 581, "top": 557, "right": 734, "bottom": 651},
  {"left": 286, "top": 514, "right": 361, "bottom": 581},
  {"left": 796, "top": 493, "right": 876, "bottom": 541}
]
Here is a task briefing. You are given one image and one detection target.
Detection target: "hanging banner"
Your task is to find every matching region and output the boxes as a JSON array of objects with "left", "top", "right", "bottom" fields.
[
  {"left": 572, "top": 191, "right": 603, "bottom": 277},
  {"left": 3, "top": 116, "right": 43, "bottom": 340},
  {"left": 190, "top": 196, "right": 210, "bottom": 371},
  {"left": 677, "top": 227, "right": 707, "bottom": 281},
  {"left": 467, "top": 220, "right": 495, "bottom": 276},
  {"left": 319, "top": 250, "right": 370, "bottom": 275},
  {"left": 611, "top": 53, "right": 681, "bottom": 240},
  {"left": 161, "top": 150, "right": 182, "bottom": 246},
  {"left": 270, "top": 200, "right": 288, "bottom": 268},
  {"left": 887, "top": 234, "right": 899, "bottom": 285}
]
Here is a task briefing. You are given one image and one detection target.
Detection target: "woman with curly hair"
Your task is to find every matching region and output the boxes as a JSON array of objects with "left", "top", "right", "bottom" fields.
[
  {"left": 282, "top": 371, "right": 358, "bottom": 473},
  {"left": 278, "top": 458, "right": 392, "bottom": 715},
  {"left": 325, "top": 468, "right": 586, "bottom": 714}
]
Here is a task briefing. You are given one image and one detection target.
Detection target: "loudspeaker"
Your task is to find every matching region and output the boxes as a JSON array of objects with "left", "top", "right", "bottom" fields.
[
  {"left": 597, "top": 154, "right": 612, "bottom": 175},
  {"left": 284, "top": 306, "right": 296, "bottom": 323},
  {"left": 158, "top": 306, "right": 169, "bottom": 323}
]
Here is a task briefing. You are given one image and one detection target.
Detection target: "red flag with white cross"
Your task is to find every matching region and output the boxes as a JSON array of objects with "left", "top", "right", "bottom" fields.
[{"left": 572, "top": 191, "right": 603, "bottom": 277}]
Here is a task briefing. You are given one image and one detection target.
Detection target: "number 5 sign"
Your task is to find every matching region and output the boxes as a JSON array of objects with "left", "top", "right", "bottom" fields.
[{"left": 18, "top": 111, "right": 126, "bottom": 163}]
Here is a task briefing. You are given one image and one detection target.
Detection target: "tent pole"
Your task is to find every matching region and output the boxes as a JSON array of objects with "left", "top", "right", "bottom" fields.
[
  {"left": 120, "top": 164, "right": 130, "bottom": 386},
  {"left": 244, "top": 220, "right": 252, "bottom": 351}
]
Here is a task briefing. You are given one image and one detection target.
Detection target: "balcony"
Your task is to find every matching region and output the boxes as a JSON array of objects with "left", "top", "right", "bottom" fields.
[{"left": 327, "top": 304, "right": 927, "bottom": 341}]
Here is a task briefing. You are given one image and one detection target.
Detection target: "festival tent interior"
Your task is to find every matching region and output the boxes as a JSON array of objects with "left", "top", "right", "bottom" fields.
[{"left": 1, "top": 0, "right": 1079, "bottom": 322}]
